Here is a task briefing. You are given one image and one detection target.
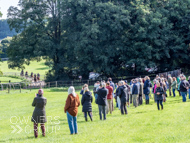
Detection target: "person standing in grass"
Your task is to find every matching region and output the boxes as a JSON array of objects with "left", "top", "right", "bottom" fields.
[
  {"left": 138, "top": 78, "right": 144, "bottom": 105},
  {"left": 180, "top": 75, "right": 190, "bottom": 102},
  {"left": 155, "top": 82, "right": 164, "bottom": 110},
  {"left": 132, "top": 79, "right": 138, "bottom": 107},
  {"left": 188, "top": 76, "right": 190, "bottom": 99},
  {"left": 143, "top": 76, "right": 151, "bottom": 104},
  {"left": 171, "top": 77, "right": 177, "bottom": 97},
  {"left": 31, "top": 89, "right": 47, "bottom": 138},
  {"left": 177, "top": 75, "right": 181, "bottom": 96},
  {"left": 64, "top": 86, "right": 80, "bottom": 135},
  {"left": 118, "top": 81, "right": 128, "bottom": 115},
  {"left": 81, "top": 87, "right": 93, "bottom": 121},
  {"left": 97, "top": 82, "right": 108, "bottom": 120},
  {"left": 106, "top": 82, "right": 113, "bottom": 114},
  {"left": 116, "top": 82, "right": 121, "bottom": 110},
  {"left": 168, "top": 74, "right": 173, "bottom": 96}
]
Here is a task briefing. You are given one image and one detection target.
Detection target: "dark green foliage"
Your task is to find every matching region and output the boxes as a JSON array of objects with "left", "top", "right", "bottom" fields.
[{"left": 6, "top": 0, "right": 190, "bottom": 80}]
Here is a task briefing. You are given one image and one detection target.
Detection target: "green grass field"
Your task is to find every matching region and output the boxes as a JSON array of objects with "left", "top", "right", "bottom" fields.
[
  {"left": 0, "top": 89, "right": 190, "bottom": 143},
  {"left": 0, "top": 60, "right": 50, "bottom": 76},
  {"left": 0, "top": 76, "right": 23, "bottom": 83}
]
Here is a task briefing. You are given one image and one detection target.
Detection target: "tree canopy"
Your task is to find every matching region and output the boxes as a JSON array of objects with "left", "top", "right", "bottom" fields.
[{"left": 6, "top": 0, "right": 190, "bottom": 80}]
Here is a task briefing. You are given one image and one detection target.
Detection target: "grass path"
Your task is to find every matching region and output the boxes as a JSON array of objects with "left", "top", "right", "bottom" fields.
[{"left": 0, "top": 89, "right": 190, "bottom": 143}]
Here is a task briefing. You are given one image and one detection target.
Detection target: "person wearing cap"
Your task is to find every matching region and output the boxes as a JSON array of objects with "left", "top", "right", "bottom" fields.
[
  {"left": 31, "top": 89, "right": 47, "bottom": 138},
  {"left": 64, "top": 86, "right": 80, "bottom": 134}
]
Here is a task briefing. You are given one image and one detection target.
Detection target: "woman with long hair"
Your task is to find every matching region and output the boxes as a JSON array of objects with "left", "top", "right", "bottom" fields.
[
  {"left": 81, "top": 86, "right": 93, "bottom": 121},
  {"left": 64, "top": 86, "right": 80, "bottom": 135}
]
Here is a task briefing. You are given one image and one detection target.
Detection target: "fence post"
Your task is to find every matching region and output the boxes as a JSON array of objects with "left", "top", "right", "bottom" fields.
[
  {"left": 1, "top": 84, "right": 3, "bottom": 91},
  {"left": 56, "top": 81, "right": 57, "bottom": 88},
  {"left": 48, "top": 82, "right": 50, "bottom": 88},
  {"left": 20, "top": 84, "right": 21, "bottom": 93}
]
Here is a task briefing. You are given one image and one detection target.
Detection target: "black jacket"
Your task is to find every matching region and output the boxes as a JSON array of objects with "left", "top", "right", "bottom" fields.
[
  {"left": 132, "top": 83, "right": 138, "bottom": 95},
  {"left": 155, "top": 87, "right": 164, "bottom": 101},
  {"left": 97, "top": 87, "right": 108, "bottom": 106},
  {"left": 118, "top": 85, "right": 128, "bottom": 103},
  {"left": 81, "top": 91, "right": 93, "bottom": 112},
  {"left": 180, "top": 80, "right": 190, "bottom": 92},
  {"left": 144, "top": 80, "right": 151, "bottom": 95}
]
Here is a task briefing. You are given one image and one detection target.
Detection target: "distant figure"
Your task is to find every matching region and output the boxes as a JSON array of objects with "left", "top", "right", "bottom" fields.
[
  {"left": 132, "top": 79, "right": 138, "bottom": 108},
  {"left": 168, "top": 74, "right": 173, "bottom": 96},
  {"left": 171, "top": 77, "right": 177, "bottom": 97},
  {"left": 37, "top": 73, "right": 40, "bottom": 81},
  {"left": 20, "top": 69, "right": 24, "bottom": 76},
  {"left": 64, "top": 86, "right": 80, "bottom": 135},
  {"left": 155, "top": 82, "right": 164, "bottom": 110},
  {"left": 143, "top": 76, "right": 151, "bottom": 104},
  {"left": 31, "top": 72, "right": 33, "bottom": 78},
  {"left": 25, "top": 71, "right": 28, "bottom": 78},
  {"left": 34, "top": 74, "right": 37, "bottom": 82},
  {"left": 81, "top": 86, "right": 93, "bottom": 121},
  {"left": 31, "top": 89, "right": 47, "bottom": 138}
]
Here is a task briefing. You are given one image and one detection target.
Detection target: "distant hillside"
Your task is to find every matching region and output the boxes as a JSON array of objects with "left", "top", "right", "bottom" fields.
[{"left": 0, "top": 19, "right": 17, "bottom": 39}]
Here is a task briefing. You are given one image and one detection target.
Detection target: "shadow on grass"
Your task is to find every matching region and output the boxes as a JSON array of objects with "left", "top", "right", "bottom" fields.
[
  {"left": 36, "top": 67, "right": 49, "bottom": 70},
  {"left": 0, "top": 136, "right": 34, "bottom": 142}
]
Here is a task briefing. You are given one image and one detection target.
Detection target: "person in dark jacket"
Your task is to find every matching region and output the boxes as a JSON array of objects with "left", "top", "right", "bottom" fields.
[
  {"left": 132, "top": 80, "right": 138, "bottom": 107},
  {"left": 155, "top": 82, "right": 164, "bottom": 110},
  {"left": 115, "top": 83, "right": 121, "bottom": 109},
  {"left": 188, "top": 76, "right": 190, "bottom": 99},
  {"left": 138, "top": 78, "right": 144, "bottom": 105},
  {"left": 97, "top": 82, "right": 108, "bottom": 120},
  {"left": 118, "top": 81, "right": 128, "bottom": 115},
  {"left": 31, "top": 89, "right": 47, "bottom": 138},
  {"left": 81, "top": 87, "right": 93, "bottom": 121},
  {"left": 143, "top": 76, "right": 151, "bottom": 104},
  {"left": 180, "top": 76, "right": 190, "bottom": 102}
]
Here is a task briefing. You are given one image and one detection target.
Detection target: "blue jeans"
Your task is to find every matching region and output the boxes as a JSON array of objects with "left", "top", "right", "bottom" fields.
[
  {"left": 157, "top": 100, "right": 163, "bottom": 110},
  {"left": 173, "top": 89, "right": 176, "bottom": 97},
  {"left": 98, "top": 105, "right": 106, "bottom": 120},
  {"left": 181, "top": 92, "right": 187, "bottom": 102},
  {"left": 66, "top": 112, "right": 78, "bottom": 134},
  {"left": 189, "top": 89, "right": 190, "bottom": 99},
  {"left": 145, "top": 95, "right": 149, "bottom": 100}
]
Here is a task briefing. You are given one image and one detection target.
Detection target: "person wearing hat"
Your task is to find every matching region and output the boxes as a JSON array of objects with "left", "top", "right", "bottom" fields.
[{"left": 31, "top": 89, "right": 47, "bottom": 138}]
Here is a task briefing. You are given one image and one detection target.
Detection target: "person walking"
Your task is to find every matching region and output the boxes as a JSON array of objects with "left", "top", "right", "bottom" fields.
[
  {"left": 118, "top": 81, "right": 128, "bottom": 115},
  {"left": 81, "top": 87, "right": 93, "bottom": 121},
  {"left": 171, "top": 77, "right": 177, "bottom": 97},
  {"left": 31, "top": 89, "right": 47, "bottom": 138},
  {"left": 168, "top": 74, "right": 173, "bottom": 96},
  {"left": 64, "top": 86, "right": 80, "bottom": 135},
  {"left": 155, "top": 82, "right": 164, "bottom": 110},
  {"left": 180, "top": 75, "right": 190, "bottom": 102},
  {"left": 143, "top": 76, "right": 151, "bottom": 104},
  {"left": 106, "top": 82, "right": 113, "bottom": 114},
  {"left": 132, "top": 79, "right": 138, "bottom": 107},
  {"left": 97, "top": 82, "right": 108, "bottom": 120}
]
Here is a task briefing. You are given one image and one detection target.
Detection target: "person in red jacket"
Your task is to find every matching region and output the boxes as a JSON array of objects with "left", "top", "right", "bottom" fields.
[{"left": 106, "top": 82, "right": 113, "bottom": 114}]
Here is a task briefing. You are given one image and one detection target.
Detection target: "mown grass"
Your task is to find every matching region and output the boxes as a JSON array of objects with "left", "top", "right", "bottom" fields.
[
  {"left": 0, "top": 76, "right": 23, "bottom": 83},
  {"left": 0, "top": 60, "right": 50, "bottom": 76},
  {"left": 0, "top": 89, "right": 190, "bottom": 143}
]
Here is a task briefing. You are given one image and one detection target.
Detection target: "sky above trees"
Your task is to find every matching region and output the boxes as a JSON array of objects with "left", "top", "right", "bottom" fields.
[{"left": 0, "top": 0, "right": 19, "bottom": 19}]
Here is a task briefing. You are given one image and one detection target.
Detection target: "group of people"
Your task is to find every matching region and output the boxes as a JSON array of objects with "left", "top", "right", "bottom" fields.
[
  {"left": 20, "top": 70, "right": 41, "bottom": 82},
  {"left": 31, "top": 74, "right": 190, "bottom": 137}
]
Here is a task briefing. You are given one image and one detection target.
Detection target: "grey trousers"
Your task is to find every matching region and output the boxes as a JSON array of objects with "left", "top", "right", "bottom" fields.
[{"left": 132, "top": 94, "right": 138, "bottom": 107}]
